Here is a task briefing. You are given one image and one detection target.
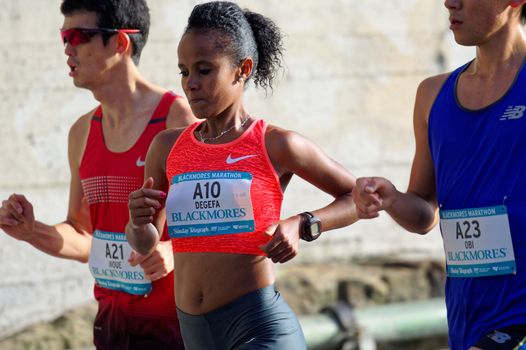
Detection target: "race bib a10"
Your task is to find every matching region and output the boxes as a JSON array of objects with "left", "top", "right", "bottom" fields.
[
  {"left": 88, "top": 230, "right": 152, "bottom": 295},
  {"left": 166, "top": 171, "right": 255, "bottom": 238},
  {"left": 440, "top": 205, "right": 516, "bottom": 278}
]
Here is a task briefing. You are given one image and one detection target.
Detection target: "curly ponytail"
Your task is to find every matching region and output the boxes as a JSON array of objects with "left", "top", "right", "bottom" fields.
[
  {"left": 243, "top": 10, "right": 284, "bottom": 92},
  {"left": 185, "top": 1, "right": 284, "bottom": 92}
]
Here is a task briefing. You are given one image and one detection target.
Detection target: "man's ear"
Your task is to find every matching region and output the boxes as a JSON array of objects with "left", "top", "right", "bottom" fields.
[
  {"left": 116, "top": 31, "right": 132, "bottom": 55},
  {"left": 509, "top": 0, "right": 526, "bottom": 9}
]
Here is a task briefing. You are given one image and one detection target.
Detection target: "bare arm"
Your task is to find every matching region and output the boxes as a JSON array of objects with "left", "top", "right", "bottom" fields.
[
  {"left": 260, "top": 126, "right": 357, "bottom": 262},
  {"left": 126, "top": 128, "right": 183, "bottom": 255},
  {"left": 353, "top": 74, "right": 450, "bottom": 234},
  {"left": 386, "top": 76, "right": 442, "bottom": 232},
  {"left": 271, "top": 128, "right": 358, "bottom": 230},
  {"left": 0, "top": 112, "right": 94, "bottom": 262}
]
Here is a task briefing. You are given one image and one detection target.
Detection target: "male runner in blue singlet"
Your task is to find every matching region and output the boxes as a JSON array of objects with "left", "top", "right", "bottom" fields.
[{"left": 352, "top": 1, "right": 526, "bottom": 349}]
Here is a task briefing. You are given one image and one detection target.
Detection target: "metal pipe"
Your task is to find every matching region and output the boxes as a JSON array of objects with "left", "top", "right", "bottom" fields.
[
  {"left": 299, "top": 298, "right": 447, "bottom": 349},
  {"left": 300, "top": 312, "right": 348, "bottom": 350},
  {"left": 353, "top": 298, "right": 447, "bottom": 342}
]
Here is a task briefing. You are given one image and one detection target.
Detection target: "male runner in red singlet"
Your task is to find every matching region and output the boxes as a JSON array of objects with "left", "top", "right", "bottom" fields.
[{"left": 0, "top": 1, "right": 195, "bottom": 349}]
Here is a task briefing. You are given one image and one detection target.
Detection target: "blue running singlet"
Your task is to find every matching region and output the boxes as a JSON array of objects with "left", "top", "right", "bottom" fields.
[{"left": 429, "top": 60, "right": 526, "bottom": 350}]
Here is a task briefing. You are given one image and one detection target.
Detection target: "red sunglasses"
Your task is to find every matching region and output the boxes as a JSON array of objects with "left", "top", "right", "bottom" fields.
[{"left": 60, "top": 27, "right": 140, "bottom": 47}]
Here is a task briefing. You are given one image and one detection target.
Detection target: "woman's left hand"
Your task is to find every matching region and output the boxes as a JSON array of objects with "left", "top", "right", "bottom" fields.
[
  {"left": 259, "top": 215, "right": 302, "bottom": 263},
  {"left": 128, "top": 240, "right": 174, "bottom": 281}
]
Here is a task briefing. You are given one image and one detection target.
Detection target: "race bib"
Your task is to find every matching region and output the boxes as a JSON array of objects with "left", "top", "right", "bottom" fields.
[
  {"left": 166, "top": 171, "right": 255, "bottom": 238},
  {"left": 440, "top": 205, "right": 516, "bottom": 278},
  {"left": 88, "top": 230, "right": 152, "bottom": 295}
]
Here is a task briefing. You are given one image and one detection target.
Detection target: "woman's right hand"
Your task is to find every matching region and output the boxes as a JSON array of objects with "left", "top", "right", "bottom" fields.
[
  {"left": 126, "top": 177, "right": 166, "bottom": 255},
  {"left": 128, "top": 177, "right": 166, "bottom": 227}
]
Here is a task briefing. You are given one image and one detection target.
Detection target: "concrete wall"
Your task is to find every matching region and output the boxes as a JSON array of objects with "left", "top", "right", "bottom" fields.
[{"left": 0, "top": 0, "right": 473, "bottom": 338}]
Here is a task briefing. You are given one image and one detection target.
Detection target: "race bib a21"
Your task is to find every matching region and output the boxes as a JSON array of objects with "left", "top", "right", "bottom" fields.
[{"left": 88, "top": 230, "right": 152, "bottom": 295}]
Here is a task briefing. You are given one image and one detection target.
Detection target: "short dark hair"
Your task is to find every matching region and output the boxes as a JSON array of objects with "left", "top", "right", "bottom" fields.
[
  {"left": 60, "top": 0, "right": 150, "bottom": 65},
  {"left": 185, "top": 1, "right": 284, "bottom": 93}
]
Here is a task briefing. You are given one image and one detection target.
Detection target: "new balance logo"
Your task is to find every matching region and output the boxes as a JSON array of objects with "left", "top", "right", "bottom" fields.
[
  {"left": 488, "top": 331, "right": 512, "bottom": 344},
  {"left": 499, "top": 105, "right": 526, "bottom": 121},
  {"left": 226, "top": 154, "right": 256, "bottom": 164}
]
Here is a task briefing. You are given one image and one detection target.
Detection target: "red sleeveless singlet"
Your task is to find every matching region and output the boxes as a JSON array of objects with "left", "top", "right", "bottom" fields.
[
  {"left": 79, "top": 91, "right": 179, "bottom": 319},
  {"left": 165, "top": 119, "right": 283, "bottom": 256}
]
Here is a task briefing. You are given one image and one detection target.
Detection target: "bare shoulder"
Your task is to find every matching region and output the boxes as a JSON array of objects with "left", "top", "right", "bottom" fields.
[
  {"left": 153, "top": 127, "right": 186, "bottom": 145},
  {"left": 69, "top": 108, "right": 96, "bottom": 139},
  {"left": 149, "top": 127, "right": 188, "bottom": 159},
  {"left": 145, "top": 126, "right": 188, "bottom": 180},
  {"left": 415, "top": 72, "right": 452, "bottom": 121},
  {"left": 265, "top": 123, "right": 318, "bottom": 175},
  {"left": 265, "top": 124, "right": 303, "bottom": 155},
  {"left": 68, "top": 107, "right": 97, "bottom": 166},
  {"left": 418, "top": 72, "right": 450, "bottom": 99},
  {"left": 166, "top": 95, "right": 197, "bottom": 128}
]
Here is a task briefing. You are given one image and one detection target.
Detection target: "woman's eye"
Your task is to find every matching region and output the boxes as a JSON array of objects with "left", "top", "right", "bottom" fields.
[
  {"left": 199, "top": 69, "right": 211, "bottom": 75},
  {"left": 179, "top": 71, "right": 189, "bottom": 77}
]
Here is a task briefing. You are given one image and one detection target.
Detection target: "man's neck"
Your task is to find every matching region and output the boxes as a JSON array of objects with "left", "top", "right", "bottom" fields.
[
  {"left": 91, "top": 63, "right": 156, "bottom": 123},
  {"left": 473, "top": 25, "right": 526, "bottom": 77}
]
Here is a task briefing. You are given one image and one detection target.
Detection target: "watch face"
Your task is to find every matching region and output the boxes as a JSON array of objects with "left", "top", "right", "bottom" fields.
[
  {"left": 300, "top": 212, "right": 322, "bottom": 241},
  {"left": 311, "top": 223, "right": 321, "bottom": 235}
]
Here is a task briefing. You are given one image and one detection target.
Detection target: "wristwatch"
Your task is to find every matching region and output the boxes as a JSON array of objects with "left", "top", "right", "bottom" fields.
[{"left": 299, "top": 212, "right": 322, "bottom": 242}]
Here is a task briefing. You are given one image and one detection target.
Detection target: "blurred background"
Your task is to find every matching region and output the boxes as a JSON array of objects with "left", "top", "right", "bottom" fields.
[{"left": 0, "top": 0, "right": 474, "bottom": 349}]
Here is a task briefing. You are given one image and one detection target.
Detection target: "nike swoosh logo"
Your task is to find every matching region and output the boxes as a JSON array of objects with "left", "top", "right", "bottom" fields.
[
  {"left": 226, "top": 154, "right": 256, "bottom": 164},
  {"left": 136, "top": 157, "right": 146, "bottom": 167}
]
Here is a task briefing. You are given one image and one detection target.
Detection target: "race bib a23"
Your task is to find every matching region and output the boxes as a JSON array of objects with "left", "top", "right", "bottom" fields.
[{"left": 440, "top": 205, "right": 516, "bottom": 278}]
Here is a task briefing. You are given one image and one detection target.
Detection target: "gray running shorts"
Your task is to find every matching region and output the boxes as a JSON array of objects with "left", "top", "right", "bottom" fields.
[{"left": 176, "top": 284, "right": 306, "bottom": 350}]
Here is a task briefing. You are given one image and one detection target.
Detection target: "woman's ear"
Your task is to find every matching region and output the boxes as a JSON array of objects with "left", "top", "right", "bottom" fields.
[{"left": 238, "top": 57, "right": 254, "bottom": 82}]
